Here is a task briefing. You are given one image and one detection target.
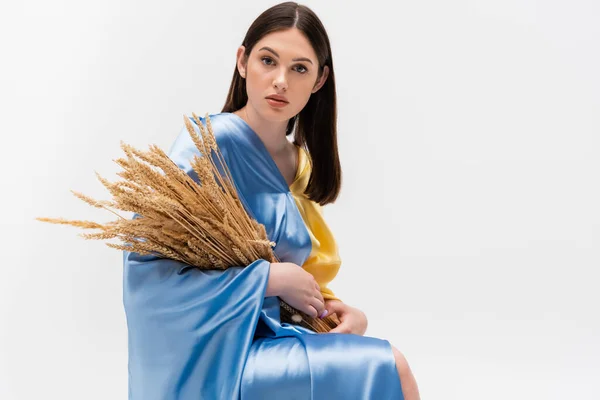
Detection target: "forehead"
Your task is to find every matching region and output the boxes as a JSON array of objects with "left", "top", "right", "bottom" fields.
[{"left": 253, "top": 28, "right": 317, "bottom": 62}]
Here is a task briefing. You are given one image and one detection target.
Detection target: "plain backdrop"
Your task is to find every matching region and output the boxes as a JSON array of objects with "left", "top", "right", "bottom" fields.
[{"left": 1, "top": 0, "right": 598, "bottom": 399}]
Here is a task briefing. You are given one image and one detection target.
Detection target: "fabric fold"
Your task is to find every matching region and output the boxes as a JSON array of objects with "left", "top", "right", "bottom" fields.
[{"left": 124, "top": 250, "right": 270, "bottom": 399}]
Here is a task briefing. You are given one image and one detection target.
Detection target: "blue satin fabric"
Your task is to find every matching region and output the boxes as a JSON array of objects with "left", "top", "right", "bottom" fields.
[{"left": 123, "top": 112, "right": 404, "bottom": 399}]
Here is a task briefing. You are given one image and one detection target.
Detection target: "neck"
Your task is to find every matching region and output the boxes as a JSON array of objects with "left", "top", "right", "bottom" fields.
[{"left": 235, "top": 105, "right": 290, "bottom": 155}]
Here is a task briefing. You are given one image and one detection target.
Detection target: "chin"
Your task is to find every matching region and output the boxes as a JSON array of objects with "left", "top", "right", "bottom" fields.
[{"left": 261, "top": 105, "right": 296, "bottom": 122}]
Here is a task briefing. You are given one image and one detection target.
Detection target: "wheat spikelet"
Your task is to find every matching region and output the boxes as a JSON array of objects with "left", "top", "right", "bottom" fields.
[
  {"left": 35, "top": 217, "right": 105, "bottom": 229},
  {"left": 70, "top": 190, "right": 110, "bottom": 209},
  {"left": 80, "top": 231, "right": 119, "bottom": 240}
]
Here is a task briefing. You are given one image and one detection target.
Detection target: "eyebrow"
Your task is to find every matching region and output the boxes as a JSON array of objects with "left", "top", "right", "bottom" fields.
[{"left": 258, "top": 46, "right": 314, "bottom": 65}]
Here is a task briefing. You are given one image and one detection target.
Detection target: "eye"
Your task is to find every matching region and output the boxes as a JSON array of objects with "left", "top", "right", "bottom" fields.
[
  {"left": 294, "top": 64, "right": 308, "bottom": 74},
  {"left": 261, "top": 56, "right": 275, "bottom": 66}
]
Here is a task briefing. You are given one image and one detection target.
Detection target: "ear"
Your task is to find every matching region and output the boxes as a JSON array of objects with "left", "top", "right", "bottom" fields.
[
  {"left": 236, "top": 45, "right": 247, "bottom": 78},
  {"left": 312, "top": 65, "right": 329, "bottom": 93}
]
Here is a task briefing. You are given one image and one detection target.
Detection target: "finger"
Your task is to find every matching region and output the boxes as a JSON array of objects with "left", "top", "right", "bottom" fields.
[
  {"left": 311, "top": 287, "right": 323, "bottom": 302},
  {"left": 328, "top": 322, "right": 349, "bottom": 334},
  {"left": 316, "top": 294, "right": 327, "bottom": 318},
  {"left": 305, "top": 305, "right": 318, "bottom": 319},
  {"left": 316, "top": 290, "right": 324, "bottom": 305},
  {"left": 309, "top": 296, "right": 325, "bottom": 318},
  {"left": 316, "top": 301, "right": 327, "bottom": 319},
  {"left": 325, "top": 300, "right": 344, "bottom": 316}
]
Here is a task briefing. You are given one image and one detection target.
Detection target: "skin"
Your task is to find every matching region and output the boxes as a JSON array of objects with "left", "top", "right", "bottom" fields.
[
  {"left": 233, "top": 28, "right": 328, "bottom": 186},
  {"left": 232, "top": 27, "right": 420, "bottom": 400}
]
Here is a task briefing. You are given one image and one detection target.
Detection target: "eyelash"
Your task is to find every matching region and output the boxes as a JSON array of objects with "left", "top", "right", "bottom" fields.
[{"left": 261, "top": 56, "right": 308, "bottom": 74}]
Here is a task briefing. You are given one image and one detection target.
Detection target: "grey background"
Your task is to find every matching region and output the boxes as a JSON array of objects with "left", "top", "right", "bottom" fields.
[{"left": 1, "top": 0, "right": 598, "bottom": 398}]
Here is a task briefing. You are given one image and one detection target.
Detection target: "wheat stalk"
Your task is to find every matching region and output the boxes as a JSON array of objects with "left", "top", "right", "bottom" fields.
[{"left": 36, "top": 113, "right": 339, "bottom": 333}]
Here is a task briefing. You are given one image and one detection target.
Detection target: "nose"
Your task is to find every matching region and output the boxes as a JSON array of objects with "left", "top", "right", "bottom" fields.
[{"left": 273, "top": 69, "right": 288, "bottom": 92}]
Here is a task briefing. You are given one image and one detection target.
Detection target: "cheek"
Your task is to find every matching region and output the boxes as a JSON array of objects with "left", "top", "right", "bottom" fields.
[
  {"left": 293, "top": 84, "right": 315, "bottom": 106},
  {"left": 244, "top": 79, "right": 260, "bottom": 104},
  {"left": 294, "top": 96, "right": 311, "bottom": 113},
  {"left": 245, "top": 68, "right": 267, "bottom": 97}
]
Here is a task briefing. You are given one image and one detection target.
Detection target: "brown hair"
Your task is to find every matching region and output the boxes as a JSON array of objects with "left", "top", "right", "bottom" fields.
[{"left": 221, "top": 2, "right": 341, "bottom": 205}]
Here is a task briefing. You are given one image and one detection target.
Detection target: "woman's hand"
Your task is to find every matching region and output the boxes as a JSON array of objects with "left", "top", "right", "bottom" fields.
[
  {"left": 323, "top": 300, "right": 368, "bottom": 335},
  {"left": 267, "top": 262, "right": 326, "bottom": 319}
]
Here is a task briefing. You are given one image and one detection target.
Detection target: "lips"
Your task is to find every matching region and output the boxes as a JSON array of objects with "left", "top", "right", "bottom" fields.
[
  {"left": 266, "top": 98, "right": 289, "bottom": 108},
  {"left": 266, "top": 95, "right": 288, "bottom": 103}
]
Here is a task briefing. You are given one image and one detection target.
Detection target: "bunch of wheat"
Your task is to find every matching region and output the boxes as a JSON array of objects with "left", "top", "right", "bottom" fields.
[{"left": 37, "top": 113, "right": 339, "bottom": 333}]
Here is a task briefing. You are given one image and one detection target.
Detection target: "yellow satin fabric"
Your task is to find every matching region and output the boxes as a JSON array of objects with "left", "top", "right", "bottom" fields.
[{"left": 289, "top": 146, "right": 341, "bottom": 302}]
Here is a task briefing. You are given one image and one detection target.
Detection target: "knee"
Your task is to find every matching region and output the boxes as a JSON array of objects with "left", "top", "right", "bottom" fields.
[
  {"left": 391, "top": 344, "right": 421, "bottom": 400},
  {"left": 391, "top": 345, "right": 411, "bottom": 378}
]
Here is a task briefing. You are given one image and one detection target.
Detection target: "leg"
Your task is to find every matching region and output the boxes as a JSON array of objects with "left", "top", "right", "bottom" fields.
[{"left": 391, "top": 345, "right": 421, "bottom": 400}]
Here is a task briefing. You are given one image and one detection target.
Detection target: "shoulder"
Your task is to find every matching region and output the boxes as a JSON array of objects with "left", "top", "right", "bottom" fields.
[
  {"left": 291, "top": 145, "right": 314, "bottom": 196},
  {"left": 297, "top": 146, "right": 312, "bottom": 176}
]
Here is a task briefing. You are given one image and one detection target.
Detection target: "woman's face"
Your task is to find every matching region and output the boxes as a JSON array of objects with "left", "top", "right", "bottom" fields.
[{"left": 236, "top": 28, "right": 329, "bottom": 123}]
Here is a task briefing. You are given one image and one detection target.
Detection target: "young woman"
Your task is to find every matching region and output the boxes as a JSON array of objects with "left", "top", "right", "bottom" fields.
[{"left": 123, "top": 2, "right": 420, "bottom": 399}]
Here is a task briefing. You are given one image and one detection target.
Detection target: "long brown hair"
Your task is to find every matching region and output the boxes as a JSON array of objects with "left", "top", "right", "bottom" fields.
[{"left": 221, "top": 2, "right": 341, "bottom": 206}]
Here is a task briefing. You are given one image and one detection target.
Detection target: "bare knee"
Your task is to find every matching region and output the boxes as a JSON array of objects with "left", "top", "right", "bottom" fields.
[
  {"left": 391, "top": 345, "right": 421, "bottom": 400},
  {"left": 391, "top": 345, "right": 410, "bottom": 377}
]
